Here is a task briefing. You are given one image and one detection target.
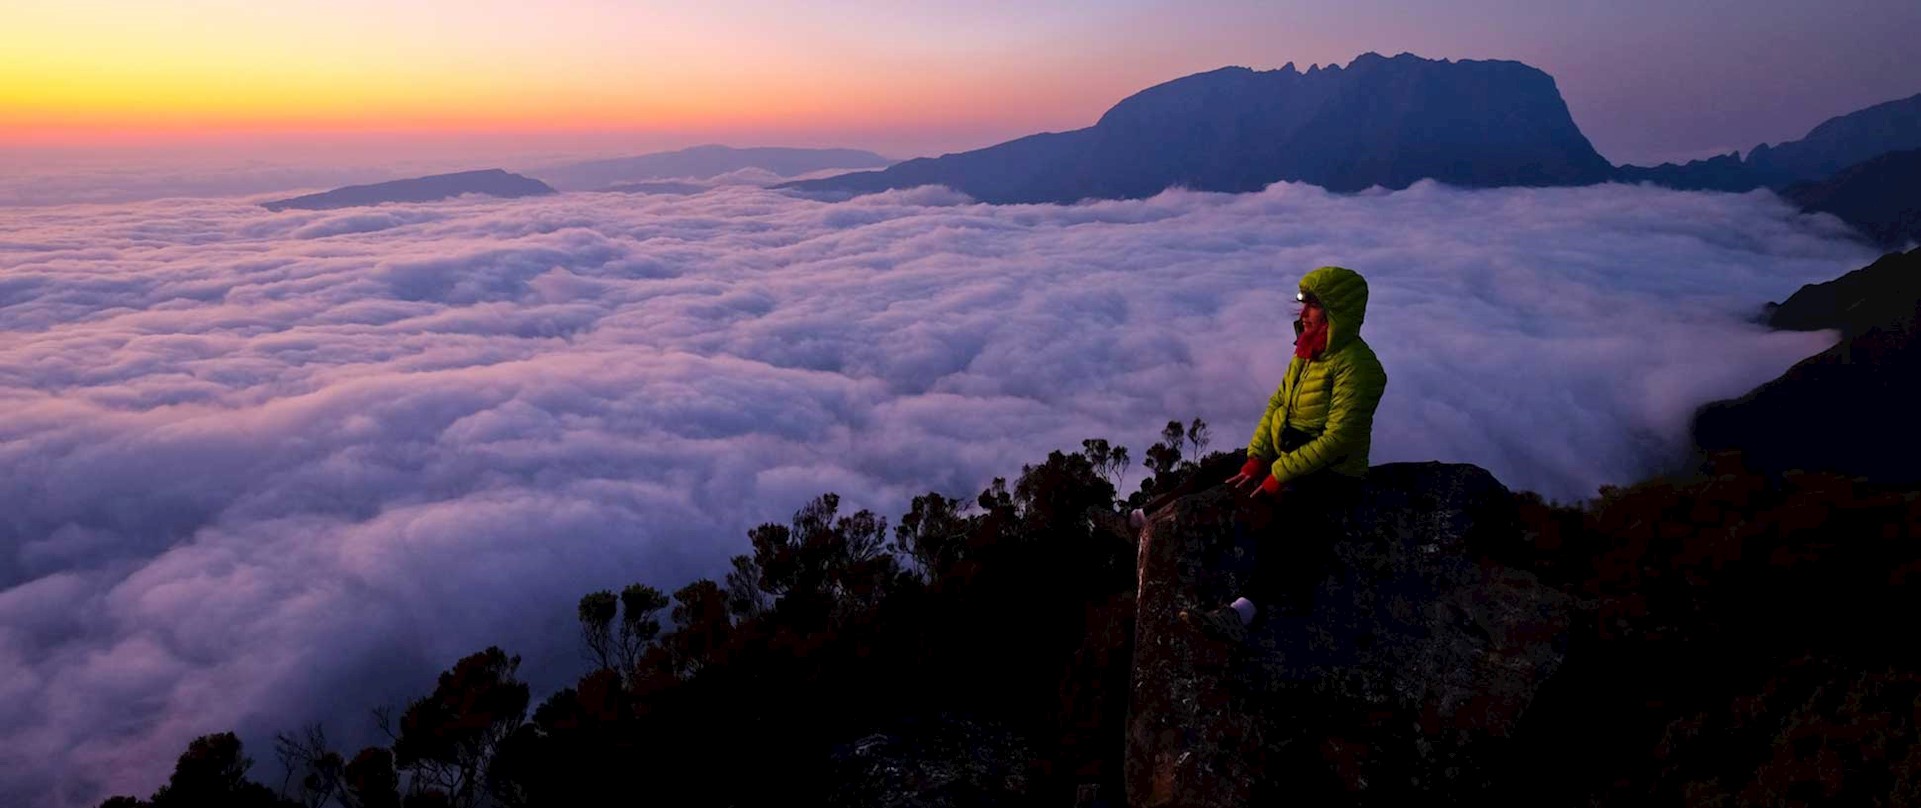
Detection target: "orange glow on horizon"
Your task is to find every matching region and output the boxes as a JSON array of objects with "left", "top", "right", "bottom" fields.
[
  {"left": 0, "top": 0, "right": 1117, "bottom": 153},
  {"left": 2, "top": 71, "right": 869, "bottom": 140},
  {"left": 0, "top": 0, "right": 1164, "bottom": 160},
  {"left": 1, "top": 76, "right": 1097, "bottom": 154},
  {"left": 0, "top": 61, "right": 1094, "bottom": 152}
]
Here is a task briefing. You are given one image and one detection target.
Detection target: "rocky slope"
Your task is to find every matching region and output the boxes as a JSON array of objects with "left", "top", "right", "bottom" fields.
[
  {"left": 1616, "top": 92, "right": 1921, "bottom": 191},
  {"left": 1782, "top": 149, "right": 1921, "bottom": 249},
  {"left": 1695, "top": 247, "right": 1921, "bottom": 485}
]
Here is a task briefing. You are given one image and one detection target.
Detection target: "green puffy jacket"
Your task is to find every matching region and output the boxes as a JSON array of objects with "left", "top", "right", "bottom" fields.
[{"left": 1248, "top": 266, "right": 1388, "bottom": 485}]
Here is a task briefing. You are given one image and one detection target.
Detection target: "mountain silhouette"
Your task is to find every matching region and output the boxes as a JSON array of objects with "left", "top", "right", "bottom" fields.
[
  {"left": 600, "top": 180, "right": 712, "bottom": 196},
  {"left": 783, "top": 52, "right": 1614, "bottom": 203},
  {"left": 1694, "top": 247, "right": 1921, "bottom": 485},
  {"left": 261, "top": 169, "right": 555, "bottom": 211},
  {"left": 1617, "top": 92, "right": 1921, "bottom": 191},
  {"left": 1781, "top": 148, "right": 1921, "bottom": 248},
  {"left": 533, "top": 145, "right": 894, "bottom": 191}
]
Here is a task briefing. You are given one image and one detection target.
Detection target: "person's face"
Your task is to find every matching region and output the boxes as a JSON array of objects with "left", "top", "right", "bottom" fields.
[{"left": 1299, "top": 294, "right": 1325, "bottom": 326}]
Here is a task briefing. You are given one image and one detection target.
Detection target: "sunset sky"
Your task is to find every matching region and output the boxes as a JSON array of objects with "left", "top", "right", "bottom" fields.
[{"left": 5, "top": 1, "right": 1920, "bottom": 168}]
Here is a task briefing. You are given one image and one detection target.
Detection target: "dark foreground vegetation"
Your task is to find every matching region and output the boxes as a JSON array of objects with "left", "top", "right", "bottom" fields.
[{"left": 103, "top": 433, "right": 1921, "bottom": 806}]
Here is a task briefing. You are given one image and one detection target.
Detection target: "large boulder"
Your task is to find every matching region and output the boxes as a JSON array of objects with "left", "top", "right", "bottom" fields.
[{"left": 1126, "top": 462, "right": 1571, "bottom": 807}]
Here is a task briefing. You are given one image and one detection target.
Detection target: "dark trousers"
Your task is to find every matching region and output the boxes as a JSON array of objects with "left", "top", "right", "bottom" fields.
[
  {"left": 1142, "top": 460, "right": 1363, "bottom": 614},
  {"left": 1238, "top": 471, "right": 1362, "bottom": 613}
]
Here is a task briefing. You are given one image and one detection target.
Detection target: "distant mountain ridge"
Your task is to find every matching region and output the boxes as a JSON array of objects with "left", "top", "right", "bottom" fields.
[
  {"left": 1781, "top": 148, "right": 1921, "bottom": 248},
  {"left": 261, "top": 169, "right": 554, "bottom": 211},
  {"left": 784, "top": 52, "right": 1615, "bottom": 203},
  {"left": 1694, "top": 247, "right": 1921, "bottom": 484},
  {"left": 533, "top": 145, "right": 894, "bottom": 191},
  {"left": 1617, "top": 93, "right": 1921, "bottom": 191}
]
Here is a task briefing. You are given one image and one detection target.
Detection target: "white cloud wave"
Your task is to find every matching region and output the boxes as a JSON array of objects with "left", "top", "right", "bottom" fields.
[{"left": 0, "top": 180, "right": 1874, "bottom": 805}]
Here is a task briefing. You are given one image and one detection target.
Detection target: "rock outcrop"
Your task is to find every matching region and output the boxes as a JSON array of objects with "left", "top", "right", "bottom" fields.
[{"left": 1126, "top": 462, "right": 1571, "bottom": 806}]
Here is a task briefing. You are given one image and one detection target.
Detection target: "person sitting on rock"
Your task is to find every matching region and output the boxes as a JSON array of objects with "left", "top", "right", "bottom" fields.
[{"left": 1172, "top": 265, "right": 1388, "bottom": 643}]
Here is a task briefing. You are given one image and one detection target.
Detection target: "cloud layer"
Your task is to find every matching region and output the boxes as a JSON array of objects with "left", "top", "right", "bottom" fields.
[{"left": 0, "top": 180, "right": 1873, "bottom": 805}]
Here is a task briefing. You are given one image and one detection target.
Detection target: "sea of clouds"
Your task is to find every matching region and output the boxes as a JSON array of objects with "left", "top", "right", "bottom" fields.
[{"left": 0, "top": 179, "right": 1875, "bottom": 805}]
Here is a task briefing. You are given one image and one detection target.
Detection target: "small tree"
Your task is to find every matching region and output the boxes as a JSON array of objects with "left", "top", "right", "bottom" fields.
[
  {"left": 343, "top": 748, "right": 401, "bottom": 808},
  {"left": 1141, "top": 418, "right": 1213, "bottom": 493},
  {"left": 1143, "top": 442, "right": 1181, "bottom": 481},
  {"left": 389, "top": 647, "right": 529, "bottom": 808},
  {"left": 617, "top": 584, "right": 669, "bottom": 671},
  {"left": 974, "top": 476, "right": 1018, "bottom": 546},
  {"left": 147, "top": 732, "right": 288, "bottom": 808},
  {"left": 1013, "top": 450, "right": 1118, "bottom": 539},
  {"left": 1187, "top": 418, "right": 1211, "bottom": 462},
  {"left": 825, "top": 506, "right": 899, "bottom": 612},
  {"left": 746, "top": 521, "right": 802, "bottom": 600},
  {"left": 1079, "top": 438, "right": 1136, "bottom": 499},
  {"left": 1161, "top": 420, "right": 1186, "bottom": 461},
  {"left": 666, "top": 580, "right": 732, "bottom": 677},
  {"left": 273, "top": 725, "right": 344, "bottom": 808},
  {"left": 724, "top": 554, "right": 768, "bottom": 620},
  {"left": 576, "top": 584, "right": 668, "bottom": 677},
  {"left": 1109, "top": 446, "right": 1131, "bottom": 498},
  {"left": 575, "top": 591, "right": 618, "bottom": 671},
  {"left": 894, "top": 491, "right": 969, "bottom": 580},
  {"left": 746, "top": 493, "right": 902, "bottom": 619},
  {"left": 1081, "top": 439, "right": 1113, "bottom": 483}
]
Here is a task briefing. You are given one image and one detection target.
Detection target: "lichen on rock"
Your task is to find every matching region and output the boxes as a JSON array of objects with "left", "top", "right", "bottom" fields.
[{"left": 1126, "top": 462, "right": 1572, "bottom": 806}]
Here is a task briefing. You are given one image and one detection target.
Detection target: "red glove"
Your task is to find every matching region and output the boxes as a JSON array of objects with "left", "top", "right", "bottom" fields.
[
  {"left": 1239, "top": 457, "right": 1266, "bottom": 479},
  {"left": 1258, "top": 475, "right": 1283, "bottom": 496}
]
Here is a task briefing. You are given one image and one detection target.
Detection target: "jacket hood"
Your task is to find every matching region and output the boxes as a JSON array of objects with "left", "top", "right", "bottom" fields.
[{"left": 1297, "top": 265, "right": 1369, "bottom": 354}]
